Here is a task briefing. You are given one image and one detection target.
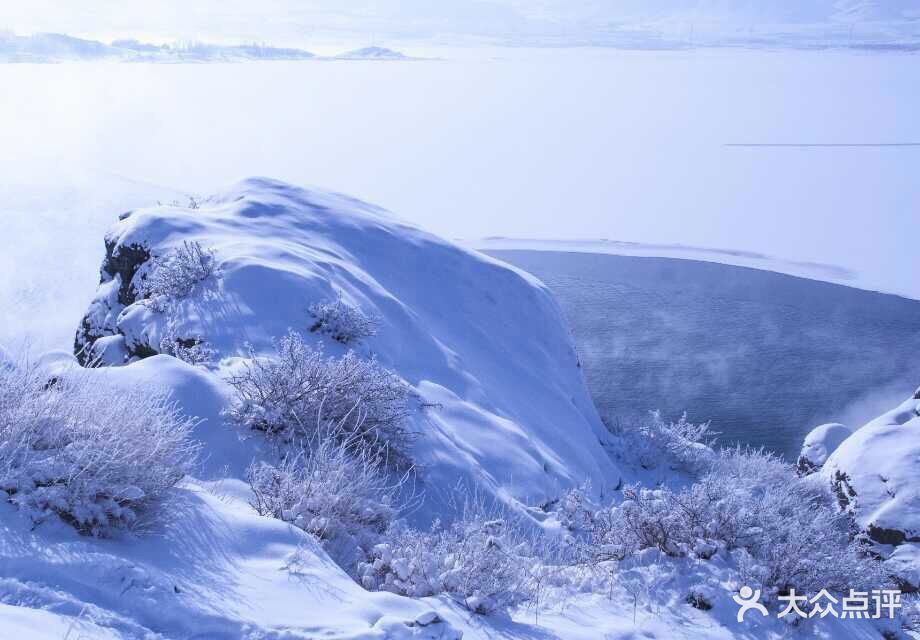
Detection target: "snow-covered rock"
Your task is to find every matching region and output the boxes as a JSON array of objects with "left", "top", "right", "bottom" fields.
[
  {"left": 821, "top": 392, "right": 920, "bottom": 586},
  {"left": 796, "top": 422, "right": 851, "bottom": 475},
  {"left": 73, "top": 177, "right": 620, "bottom": 520}
]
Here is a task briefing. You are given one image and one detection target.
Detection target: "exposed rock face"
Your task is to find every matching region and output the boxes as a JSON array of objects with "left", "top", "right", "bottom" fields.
[
  {"left": 797, "top": 422, "right": 851, "bottom": 475},
  {"left": 73, "top": 237, "right": 151, "bottom": 365},
  {"left": 820, "top": 392, "right": 920, "bottom": 589}
]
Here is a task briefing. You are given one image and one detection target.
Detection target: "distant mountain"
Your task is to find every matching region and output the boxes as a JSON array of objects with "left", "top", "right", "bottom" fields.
[
  {"left": 0, "top": 33, "right": 419, "bottom": 63},
  {"left": 0, "top": 33, "right": 323, "bottom": 63},
  {"left": 334, "top": 46, "right": 408, "bottom": 60},
  {"left": 113, "top": 39, "right": 316, "bottom": 62},
  {"left": 0, "top": 32, "right": 120, "bottom": 62}
]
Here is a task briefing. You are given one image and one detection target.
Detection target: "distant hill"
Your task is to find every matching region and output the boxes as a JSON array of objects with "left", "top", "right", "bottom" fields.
[
  {"left": 0, "top": 33, "right": 408, "bottom": 63},
  {"left": 0, "top": 32, "right": 317, "bottom": 63},
  {"left": 334, "top": 46, "right": 409, "bottom": 60}
]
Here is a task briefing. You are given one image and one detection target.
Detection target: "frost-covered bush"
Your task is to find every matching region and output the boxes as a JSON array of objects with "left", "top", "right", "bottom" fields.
[
  {"left": 308, "top": 296, "right": 379, "bottom": 344},
  {"left": 594, "top": 485, "right": 686, "bottom": 559},
  {"left": 359, "top": 503, "right": 539, "bottom": 615},
  {"left": 158, "top": 331, "right": 215, "bottom": 366},
  {"left": 548, "top": 481, "right": 597, "bottom": 536},
  {"left": 137, "top": 241, "right": 220, "bottom": 362},
  {"left": 628, "top": 411, "right": 717, "bottom": 472},
  {"left": 0, "top": 365, "right": 199, "bottom": 535},
  {"left": 140, "top": 240, "right": 219, "bottom": 308},
  {"left": 227, "top": 331, "right": 413, "bottom": 465},
  {"left": 589, "top": 447, "right": 889, "bottom": 600},
  {"left": 246, "top": 435, "right": 400, "bottom": 552}
]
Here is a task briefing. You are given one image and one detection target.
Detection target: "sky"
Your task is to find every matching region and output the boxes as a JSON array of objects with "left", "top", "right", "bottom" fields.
[{"left": 2, "top": 1, "right": 919, "bottom": 46}]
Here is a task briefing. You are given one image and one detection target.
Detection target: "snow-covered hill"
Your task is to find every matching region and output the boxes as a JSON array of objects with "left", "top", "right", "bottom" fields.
[
  {"left": 1, "top": 177, "right": 908, "bottom": 639},
  {"left": 72, "top": 177, "right": 620, "bottom": 521},
  {"left": 819, "top": 389, "right": 920, "bottom": 589}
]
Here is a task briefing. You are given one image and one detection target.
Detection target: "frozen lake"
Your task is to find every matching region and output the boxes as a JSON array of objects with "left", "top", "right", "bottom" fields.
[
  {"left": 2, "top": 48, "right": 918, "bottom": 297},
  {"left": 492, "top": 250, "right": 920, "bottom": 459},
  {"left": 1, "top": 48, "right": 917, "bottom": 457}
]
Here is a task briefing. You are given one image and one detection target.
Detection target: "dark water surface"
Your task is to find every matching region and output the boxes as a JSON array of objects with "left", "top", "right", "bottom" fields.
[{"left": 489, "top": 250, "right": 920, "bottom": 459}]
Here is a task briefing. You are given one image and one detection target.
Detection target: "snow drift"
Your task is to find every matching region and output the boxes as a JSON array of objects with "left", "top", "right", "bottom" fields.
[
  {"left": 797, "top": 422, "right": 851, "bottom": 475},
  {"left": 72, "top": 177, "right": 620, "bottom": 519},
  {"left": 819, "top": 389, "right": 920, "bottom": 588}
]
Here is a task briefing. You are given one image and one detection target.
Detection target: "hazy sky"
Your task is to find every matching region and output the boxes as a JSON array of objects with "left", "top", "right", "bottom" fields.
[
  {"left": 3, "top": 1, "right": 918, "bottom": 45},
  {"left": 2, "top": 47, "right": 917, "bottom": 300}
]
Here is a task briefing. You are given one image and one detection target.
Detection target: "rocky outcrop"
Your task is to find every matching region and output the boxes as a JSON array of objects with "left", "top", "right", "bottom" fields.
[
  {"left": 73, "top": 236, "right": 152, "bottom": 365},
  {"left": 796, "top": 422, "right": 850, "bottom": 475},
  {"left": 819, "top": 391, "right": 920, "bottom": 589},
  {"left": 71, "top": 178, "right": 622, "bottom": 521}
]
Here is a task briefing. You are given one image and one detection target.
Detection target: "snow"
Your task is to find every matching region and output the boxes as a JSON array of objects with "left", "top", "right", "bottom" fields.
[
  {"left": 822, "top": 393, "right": 920, "bottom": 555},
  {"left": 798, "top": 422, "right": 852, "bottom": 473},
  {"left": 3, "top": 50, "right": 918, "bottom": 310},
  {"left": 0, "top": 176, "right": 906, "bottom": 639},
  {"left": 427, "top": 547, "right": 895, "bottom": 640},
  {"left": 73, "top": 177, "right": 621, "bottom": 520},
  {"left": 470, "top": 237, "right": 863, "bottom": 292},
  {"left": 2, "top": 49, "right": 916, "bottom": 304},
  {"left": 42, "top": 354, "right": 258, "bottom": 480},
  {"left": 1, "top": 44, "right": 916, "bottom": 637},
  {"left": 0, "top": 477, "right": 892, "bottom": 639},
  {"left": 808, "top": 393, "right": 920, "bottom": 592},
  {"left": 0, "top": 478, "right": 462, "bottom": 639}
]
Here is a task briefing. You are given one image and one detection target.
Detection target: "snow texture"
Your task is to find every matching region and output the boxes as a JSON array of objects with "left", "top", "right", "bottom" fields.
[
  {"left": 821, "top": 393, "right": 920, "bottom": 587},
  {"left": 73, "top": 177, "right": 621, "bottom": 521},
  {"left": 0, "top": 176, "right": 904, "bottom": 639},
  {"left": 797, "top": 422, "right": 851, "bottom": 474}
]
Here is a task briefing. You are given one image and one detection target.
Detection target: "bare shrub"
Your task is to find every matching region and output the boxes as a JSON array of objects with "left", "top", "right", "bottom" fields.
[
  {"left": 629, "top": 411, "right": 717, "bottom": 472},
  {"left": 227, "top": 331, "right": 413, "bottom": 466},
  {"left": 246, "top": 434, "right": 402, "bottom": 550},
  {"left": 0, "top": 364, "right": 200, "bottom": 535},
  {"left": 158, "top": 330, "right": 215, "bottom": 366},
  {"left": 589, "top": 447, "right": 889, "bottom": 600},
  {"left": 308, "top": 296, "right": 379, "bottom": 344},
  {"left": 359, "top": 499, "right": 541, "bottom": 615},
  {"left": 140, "top": 240, "right": 219, "bottom": 307}
]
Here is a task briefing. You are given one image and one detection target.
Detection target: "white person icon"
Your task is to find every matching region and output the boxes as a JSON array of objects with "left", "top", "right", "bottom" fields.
[{"left": 733, "top": 586, "right": 768, "bottom": 622}]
